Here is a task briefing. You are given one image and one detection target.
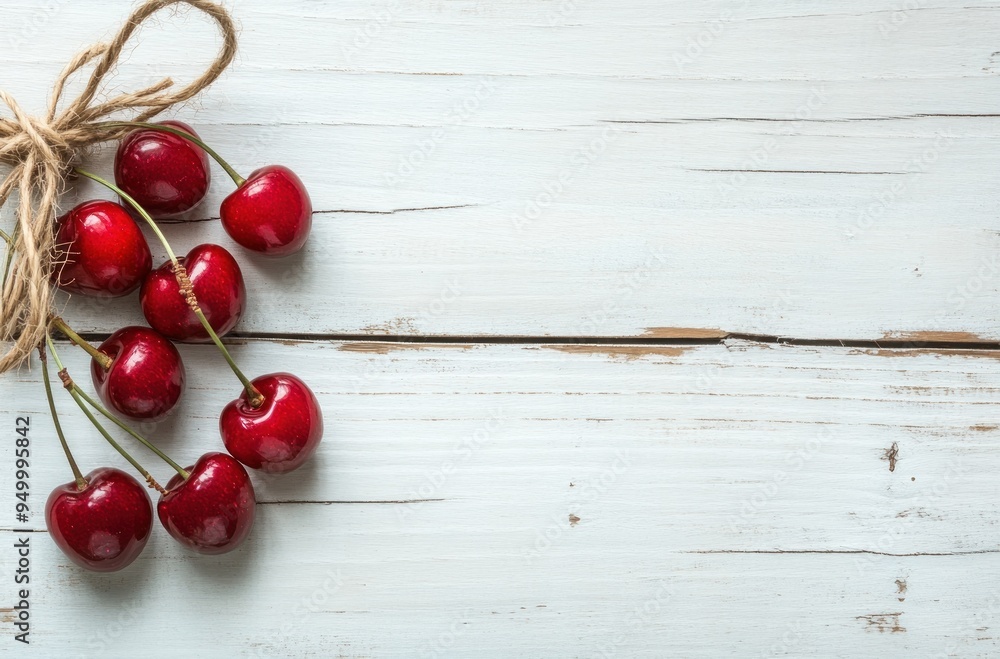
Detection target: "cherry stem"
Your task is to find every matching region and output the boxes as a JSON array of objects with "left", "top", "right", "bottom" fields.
[
  {"left": 190, "top": 307, "right": 263, "bottom": 406},
  {"left": 98, "top": 121, "right": 245, "bottom": 187},
  {"left": 45, "top": 334, "right": 168, "bottom": 492},
  {"left": 71, "top": 381, "right": 189, "bottom": 479},
  {"left": 50, "top": 316, "right": 112, "bottom": 370},
  {"left": 38, "top": 344, "right": 87, "bottom": 490},
  {"left": 74, "top": 168, "right": 265, "bottom": 408},
  {"left": 0, "top": 227, "right": 10, "bottom": 243}
]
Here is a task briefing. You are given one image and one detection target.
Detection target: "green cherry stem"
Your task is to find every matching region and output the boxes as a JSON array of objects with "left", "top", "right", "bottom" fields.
[
  {"left": 71, "top": 381, "right": 189, "bottom": 479},
  {"left": 38, "top": 344, "right": 87, "bottom": 491},
  {"left": 50, "top": 316, "right": 113, "bottom": 370},
  {"left": 45, "top": 333, "right": 170, "bottom": 492},
  {"left": 76, "top": 168, "right": 180, "bottom": 261},
  {"left": 98, "top": 121, "right": 245, "bottom": 186},
  {"left": 74, "top": 168, "right": 265, "bottom": 408}
]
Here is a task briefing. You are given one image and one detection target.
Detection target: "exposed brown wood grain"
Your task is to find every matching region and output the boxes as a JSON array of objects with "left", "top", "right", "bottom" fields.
[
  {"left": 856, "top": 613, "right": 906, "bottom": 634},
  {"left": 882, "top": 331, "right": 990, "bottom": 344},
  {"left": 543, "top": 345, "right": 692, "bottom": 360},
  {"left": 338, "top": 342, "right": 473, "bottom": 354},
  {"left": 642, "top": 327, "right": 730, "bottom": 339},
  {"left": 860, "top": 349, "right": 1000, "bottom": 361}
]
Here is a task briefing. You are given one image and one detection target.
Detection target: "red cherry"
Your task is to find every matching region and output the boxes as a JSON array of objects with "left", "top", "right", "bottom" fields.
[
  {"left": 140, "top": 244, "right": 246, "bottom": 343},
  {"left": 91, "top": 326, "right": 185, "bottom": 421},
  {"left": 157, "top": 452, "right": 256, "bottom": 555},
  {"left": 114, "top": 120, "right": 211, "bottom": 218},
  {"left": 45, "top": 468, "right": 153, "bottom": 572},
  {"left": 220, "top": 165, "right": 313, "bottom": 256},
  {"left": 221, "top": 373, "right": 323, "bottom": 473},
  {"left": 52, "top": 200, "right": 151, "bottom": 297}
]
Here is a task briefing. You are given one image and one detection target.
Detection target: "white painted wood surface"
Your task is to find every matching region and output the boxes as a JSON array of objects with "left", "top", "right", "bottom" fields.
[
  {"left": 1, "top": 0, "right": 998, "bottom": 339},
  {"left": 2, "top": 1, "right": 1000, "bottom": 657},
  {"left": 5, "top": 340, "right": 1000, "bottom": 657}
]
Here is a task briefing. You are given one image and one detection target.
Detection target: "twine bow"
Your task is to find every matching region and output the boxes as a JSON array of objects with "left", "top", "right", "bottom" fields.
[{"left": 0, "top": 0, "right": 237, "bottom": 373}]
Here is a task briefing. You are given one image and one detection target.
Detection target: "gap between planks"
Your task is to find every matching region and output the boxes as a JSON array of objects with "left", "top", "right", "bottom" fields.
[{"left": 66, "top": 328, "right": 1000, "bottom": 352}]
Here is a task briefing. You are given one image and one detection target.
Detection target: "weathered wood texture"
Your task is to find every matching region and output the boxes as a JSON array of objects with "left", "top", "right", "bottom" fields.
[
  {"left": 1, "top": 1, "right": 998, "bottom": 339},
  {"left": 4, "top": 340, "right": 1000, "bottom": 656},
  {"left": 2, "top": 1, "right": 1000, "bottom": 657}
]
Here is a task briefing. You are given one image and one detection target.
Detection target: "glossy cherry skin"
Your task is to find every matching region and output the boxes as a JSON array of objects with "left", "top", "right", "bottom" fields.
[
  {"left": 91, "top": 326, "right": 185, "bottom": 421},
  {"left": 221, "top": 373, "right": 324, "bottom": 473},
  {"left": 46, "top": 468, "right": 153, "bottom": 572},
  {"left": 140, "top": 244, "right": 246, "bottom": 342},
  {"left": 52, "top": 200, "right": 151, "bottom": 297},
  {"left": 157, "top": 453, "right": 256, "bottom": 555},
  {"left": 115, "top": 120, "right": 211, "bottom": 218},
  {"left": 220, "top": 165, "right": 312, "bottom": 256}
]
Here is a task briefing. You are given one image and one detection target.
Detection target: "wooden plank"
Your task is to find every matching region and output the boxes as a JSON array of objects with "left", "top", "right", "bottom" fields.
[
  {"left": 1, "top": 1, "right": 999, "bottom": 339},
  {"left": 2, "top": 1, "right": 1000, "bottom": 656},
  {"left": 6, "top": 528, "right": 1000, "bottom": 657},
  {"left": 3, "top": 341, "right": 1000, "bottom": 655}
]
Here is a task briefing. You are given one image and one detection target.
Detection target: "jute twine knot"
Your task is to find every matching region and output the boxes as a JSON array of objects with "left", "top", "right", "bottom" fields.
[
  {"left": 0, "top": 0, "right": 237, "bottom": 373},
  {"left": 172, "top": 263, "right": 200, "bottom": 312},
  {"left": 57, "top": 368, "right": 73, "bottom": 390}
]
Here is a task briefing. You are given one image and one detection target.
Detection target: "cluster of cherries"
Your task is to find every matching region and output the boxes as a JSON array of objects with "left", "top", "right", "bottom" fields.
[{"left": 41, "top": 121, "right": 322, "bottom": 571}]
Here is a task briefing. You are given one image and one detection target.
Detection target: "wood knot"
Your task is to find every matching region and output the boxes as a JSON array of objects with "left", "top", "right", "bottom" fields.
[{"left": 883, "top": 442, "right": 899, "bottom": 472}]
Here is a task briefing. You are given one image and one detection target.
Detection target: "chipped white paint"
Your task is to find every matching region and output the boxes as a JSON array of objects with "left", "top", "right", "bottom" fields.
[{"left": 2, "top": 1, "right": 1000, "bottom": 657}]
